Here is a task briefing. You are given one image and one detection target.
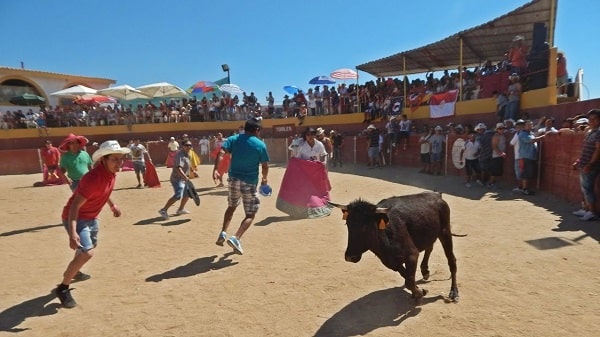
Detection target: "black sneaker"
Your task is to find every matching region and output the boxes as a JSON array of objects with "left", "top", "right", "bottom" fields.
[
  {"left": 54, "top": 286, "right": 77, "bottom": 308},
  {"left": 72, "top": 271, "right": 91, "bottom": 282}
]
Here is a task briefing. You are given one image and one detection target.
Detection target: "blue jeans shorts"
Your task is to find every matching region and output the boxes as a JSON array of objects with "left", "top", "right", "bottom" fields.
[
  {"left": 170, "top": 179, "right": 186, "bottom": 200},
  {"left": 63, "top": 218, "right": 98, "bottom": 251}
]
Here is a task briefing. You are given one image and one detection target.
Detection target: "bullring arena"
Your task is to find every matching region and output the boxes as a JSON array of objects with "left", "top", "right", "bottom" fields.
[{"left": 1, "top": 160, "right": 598, "bottom": 336}]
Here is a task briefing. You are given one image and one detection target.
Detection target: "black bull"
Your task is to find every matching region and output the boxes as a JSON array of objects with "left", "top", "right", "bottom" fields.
[{"left": 329, "top": 191, "right": 459, "bottom": 301}]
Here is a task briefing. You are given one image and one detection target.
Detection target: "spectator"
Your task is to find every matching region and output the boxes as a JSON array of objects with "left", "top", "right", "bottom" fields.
[
  {"left": 315, "top": 127, "right": 332, "bottom": 163},
  {"left": 418, "top": 127, "right": 433, "bottom": 174},
  {"left": 509, "top": 35, "right": 528, "bottom": 75},
  {"left": 398, "top": 114, "right": 411, "bottom": 150},
  {"left": 510, "top": 119, "right": 526, "bottom": 193},
  {"left": 475, "top": 123, "right": 493, "bottom": 185},
  {"left": 518, "top": 120, "right": 545, "bottom": 195},
  {"left": 506, "top": 73, "right": 522, "bottom": 120},
  {"left": 488, "top": 123, "right": 507, "bottom": 188},
  {"left": 459, "top": 132, "right": 482, "bottom": 187},
  {"left": 571, "top": 109, "right": 600, "bottom": 221},
  {"left": 330, "top": 130, "right": 344, "bottom": 168},
  {"left": 557, "top": 51, "right": 568, "bottom": 96},
  {"left": 366, "top": 124, "right": 381, "bottom": 168},
  {"left": 428, "top": 126, "right": 445, "bottom": 175},
  {"left": 537, "top": 117, "right": 559, "bottom": 135},
  {"left": 288, "top": 134, "right": 302, "bottom": 158},
  {"left": 494, "top": 91, "right": 507, "bottom": 122}
]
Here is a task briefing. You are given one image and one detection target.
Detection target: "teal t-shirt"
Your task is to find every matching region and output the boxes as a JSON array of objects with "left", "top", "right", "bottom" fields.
[
  {"left": 223, "top": 134, "right": 269, "bottom": 185},
  {"left": 59, "top": 150, "right": 93, "bottom": 181}
]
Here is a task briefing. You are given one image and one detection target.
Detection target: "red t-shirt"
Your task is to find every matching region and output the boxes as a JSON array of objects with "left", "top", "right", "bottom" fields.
[{"left": 61, "top": 162, "right": 116, "bottom": 220}]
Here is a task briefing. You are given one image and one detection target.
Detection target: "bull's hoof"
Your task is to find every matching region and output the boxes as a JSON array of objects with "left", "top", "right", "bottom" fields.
[
  {"left": 448, "top": 288, "right": 459, "bottom": 302},
  {"left": 421, "top": 272, "right": 430, "bottom": 281},
  {"left": 412, "top": 288, "right": 427, "bottom": 299}
]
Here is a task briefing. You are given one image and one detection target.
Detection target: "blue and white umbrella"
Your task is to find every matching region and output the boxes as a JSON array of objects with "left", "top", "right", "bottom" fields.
[
  {"left": 308, "top": 75, "right": 336, "bottom": 85},
  {"left": 219, "top": 83, "right": 244, "bottom": 95},
  {"left": 283, "top": 85, "right": 301, "bottom": 95}
]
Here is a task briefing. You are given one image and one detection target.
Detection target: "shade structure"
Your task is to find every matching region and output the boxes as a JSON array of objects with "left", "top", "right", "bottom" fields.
[
  {"left": 49, "top": 85, "right": 97, "bottom": 97},
  {"left": 219, "top": 83, "right": 244, "bottom": 95},
  {"left": 96, "top": 85, "right": 149, "bottom": 101},
  {"left": 136, "top": 82, "right": 189, "bottom": 99},
  {"left": 10, "top": 93, "right": 45, "bottom": 106},
  {"left": 309, "top": 76, "right": 336, "bottom": 85},
  {"left": 330, "top": 68, "right": 358, "bottom": 80}
]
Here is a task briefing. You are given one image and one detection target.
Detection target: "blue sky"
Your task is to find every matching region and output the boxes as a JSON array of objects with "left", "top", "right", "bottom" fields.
[{"left": 0, "top": 0, "right": 596, "bottom": 103}]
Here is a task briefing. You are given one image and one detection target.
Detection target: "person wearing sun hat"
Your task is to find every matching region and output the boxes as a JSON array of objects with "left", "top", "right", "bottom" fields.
[
  {"left": 58, "top": 133, "right": 93, "bottom": 191},
  {"left": 54, "top": 140, "right": 131, "bottom": 309}
]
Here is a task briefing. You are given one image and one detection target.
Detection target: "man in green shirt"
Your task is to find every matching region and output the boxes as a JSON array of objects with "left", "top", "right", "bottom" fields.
[{"left": 58, "top": 133, "right": 93, "bottom": 191}]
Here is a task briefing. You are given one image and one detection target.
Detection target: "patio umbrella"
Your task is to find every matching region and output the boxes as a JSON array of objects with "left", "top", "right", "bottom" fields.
[
  {"left": 96, "top": 85, "right": 149, "bottom": 101},
  {"left": 136, "top": 82, "right": 189, "bottom": 99},
  {"left": 283, "top": 85, "right": 301, "bottom": 95},
  {"left": 74, "top": 94, "right": 117, "bottom": 105},
  {"left": 10, "top": 93, "right": 45, "bottom": 106},
  {"left": 187, "top": 81, "right": 219, "bottom": 95},
  {"left": 309, "top": 76, "right": 336, "bottom": 85},
  {"left": 219, "top": 83, "right": 244, "bottom": 95},
  {"left": 49, "top": 85, "right": 97, "bottom": 97},
  {"left": 330, "top": 68, "right": 358, "bottom": 80}
]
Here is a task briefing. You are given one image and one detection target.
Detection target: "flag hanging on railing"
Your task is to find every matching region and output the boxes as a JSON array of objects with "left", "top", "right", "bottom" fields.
[{"left": 429, "top": 89, "right": 458, "bottom": 118}]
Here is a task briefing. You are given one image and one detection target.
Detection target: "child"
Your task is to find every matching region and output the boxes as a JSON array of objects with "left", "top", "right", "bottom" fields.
[{"left": 460, "top": 132, "right": 482, "bottom": 187}]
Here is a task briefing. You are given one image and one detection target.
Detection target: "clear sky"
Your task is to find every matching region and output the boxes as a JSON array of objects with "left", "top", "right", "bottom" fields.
[{"left": 0, "top": 0, "right": 595, "bottom": 103}]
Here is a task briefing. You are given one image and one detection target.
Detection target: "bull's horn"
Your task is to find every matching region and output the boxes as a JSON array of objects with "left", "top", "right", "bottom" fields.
[
  {"left": 327, "top": 201, "right": 347, "bottom": 210},
  {"left": 375, "top": 207, "right": 389, "bottom": 213}
]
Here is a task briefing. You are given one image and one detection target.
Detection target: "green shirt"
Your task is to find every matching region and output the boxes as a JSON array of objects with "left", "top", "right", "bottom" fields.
[{"left": 59, "top": 150, "right": 93, "bottom": 181}]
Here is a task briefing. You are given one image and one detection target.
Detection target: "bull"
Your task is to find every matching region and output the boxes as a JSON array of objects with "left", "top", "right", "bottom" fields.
[{"left": 329, "top": 191, "right": 459, "bottom": 301}]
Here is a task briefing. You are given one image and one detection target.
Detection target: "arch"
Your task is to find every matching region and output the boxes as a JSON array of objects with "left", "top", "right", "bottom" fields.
[{"left": 0, "top": 76, "right": 47, "bottom": 105}]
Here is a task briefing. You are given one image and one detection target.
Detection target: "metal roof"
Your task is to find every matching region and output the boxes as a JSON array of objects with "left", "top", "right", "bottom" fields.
[{"left": 357, "top": 0, "right": 557, "bottom": 77}]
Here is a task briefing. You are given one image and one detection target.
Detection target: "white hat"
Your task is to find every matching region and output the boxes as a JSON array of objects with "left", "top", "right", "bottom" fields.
[
  {"left": 316, "top": 127, "right": 325, "bottom": 136},
  {"left": 92, "top": 140, "right": 131, "bottom": 162},
  {"left": 504, "top": 118, "right": 515, "bottom": 125},
  {"left": 475, "top": 123, "right": 487, "bottom": 131},
  {"left": 496, "top": 122, "right": 506, "bottom": 129},
  {"left": 367, "top": 124, "right": 376, "bottom": 130},
  {"left": 575, "top": 118, "right": 589, "bottom": 125},
  {"left": 512, "top": 35, "right": 524, "bottom": 42},
  {"left": 169, "top": 137, "right": 175, "bottom": 141},
  {"left": 434, "top": 126, "right": 443, "bottom": 131}
]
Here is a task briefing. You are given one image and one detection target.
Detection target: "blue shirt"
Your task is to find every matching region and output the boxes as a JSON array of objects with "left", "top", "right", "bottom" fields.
[
  {"left": 222, "top": 134, "right": 270, "bottom": 185},
  {"left": 518, "top": 130, "right": 538, "bottom": 160}
]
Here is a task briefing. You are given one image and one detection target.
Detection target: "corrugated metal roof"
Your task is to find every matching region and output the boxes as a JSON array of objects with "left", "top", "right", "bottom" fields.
[{"left": 357, "top": 0, "right": 557, "bottom": 77}]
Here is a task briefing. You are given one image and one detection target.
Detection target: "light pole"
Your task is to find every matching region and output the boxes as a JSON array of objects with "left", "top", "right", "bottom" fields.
[{"left": 221, "top": 64, "right": 230, "bottom": 84}]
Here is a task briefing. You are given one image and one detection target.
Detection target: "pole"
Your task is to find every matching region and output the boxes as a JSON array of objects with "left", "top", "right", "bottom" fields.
[{"left": 227, "top": 70, "right": 230, "bottom": 84}]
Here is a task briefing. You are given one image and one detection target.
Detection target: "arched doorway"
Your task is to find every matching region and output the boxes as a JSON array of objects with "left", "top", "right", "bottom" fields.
[{"left": 0, "top": 79, "right": 45, "bottom": 105}]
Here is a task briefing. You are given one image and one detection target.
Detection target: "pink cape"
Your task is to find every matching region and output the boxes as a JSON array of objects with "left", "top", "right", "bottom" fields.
[
  {"left": 34, "top": 166, "right": 67, "bottom": 187},
  {"left": 166, "top": 151, "right": 177, "bottom": 168},
  {"left": 276, "top": 157, "right": 332, "bottom": 219}
]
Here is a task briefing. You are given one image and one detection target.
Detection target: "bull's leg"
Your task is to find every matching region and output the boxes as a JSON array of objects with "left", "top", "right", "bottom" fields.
[
  {"left": 438, "top": 229, "right": 459, "bottom": 301},
  {"left": 420, "top": 245, "right": 433, "bottom": 280},
  {"left": 404, "top": 249, "right": 427, "bottom": 298}
]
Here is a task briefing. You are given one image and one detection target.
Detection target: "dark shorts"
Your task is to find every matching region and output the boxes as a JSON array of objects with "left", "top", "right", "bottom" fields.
[
  {"left": 479, "top": 157, "right": 491, "bottom": 171},
  {"left": 398, "top": 131, "right": 409, "bottom": 140},
  {"left": 519, "top": 158, "right": 536, "bottom": 180},
  {"left": 465, "top": 159, "right": 481, "bottom": 176},
  {"left": 490, "top": 157, "right": 504, "bottom": 176},
  {"left": 420, "top": 153, "right": 430, "bottom": 164},
  {"left": 133, "top": 161, "right": 146, "bottom": 174}
]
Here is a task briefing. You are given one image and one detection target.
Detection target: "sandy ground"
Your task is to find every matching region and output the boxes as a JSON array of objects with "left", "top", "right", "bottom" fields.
[{"left": 1, "top": 163, "right": 599, "bottom": 337}]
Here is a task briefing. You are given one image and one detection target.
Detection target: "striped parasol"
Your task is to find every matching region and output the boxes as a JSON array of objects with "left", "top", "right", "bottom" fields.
[{"left": 330, "top": 68, "right": 358, "bottom": 80}]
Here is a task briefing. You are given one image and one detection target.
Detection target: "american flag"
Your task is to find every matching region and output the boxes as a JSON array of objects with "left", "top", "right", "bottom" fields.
[{"left": 330, "top": 68, "right": 358, "bottom": 80}]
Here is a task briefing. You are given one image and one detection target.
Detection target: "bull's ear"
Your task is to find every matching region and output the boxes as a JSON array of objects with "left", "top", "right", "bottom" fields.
[
  {"left": 375, "top": 207, "right": 389, "bottom": 214},
  {"left": 328, "top": 201, "right": 348, "bottom": 211}
]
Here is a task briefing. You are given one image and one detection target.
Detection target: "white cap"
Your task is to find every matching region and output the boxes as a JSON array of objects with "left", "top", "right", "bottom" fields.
[
  {"left": 475, "top": 123, "right": 487, "bottom": 131},
  {"left": 367, "top": 124, "right": 376, "bottom": 130},
  {"left": 92, "top": 140, "right": 131, "bottom": 162}
]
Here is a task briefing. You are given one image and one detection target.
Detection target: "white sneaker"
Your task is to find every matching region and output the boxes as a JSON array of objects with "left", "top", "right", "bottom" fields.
[
  {"left": 572, "top": 209, "right": 587, "bottom": 217},
  {"left": 158, "top": 209, "right": 169, "bottom": 220},
  {"left": 176, "top": 209, "right": 190, "bottom": 215},
  {"left": 580, "top": 211, "right": 597, "bottom": 221}
]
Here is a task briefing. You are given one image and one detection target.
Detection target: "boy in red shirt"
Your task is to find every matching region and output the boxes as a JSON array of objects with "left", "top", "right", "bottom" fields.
[{"left": 54, "top": 140, "right": 131, "bottom": 308}]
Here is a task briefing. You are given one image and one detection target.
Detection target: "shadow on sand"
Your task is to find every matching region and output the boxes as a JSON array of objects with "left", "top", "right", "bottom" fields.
[
  {"left": 0, "top": 292, "right": 60, "bottom": 333},
  {"left": 145, "top": 253, "right": 238, "bottom": 282}
]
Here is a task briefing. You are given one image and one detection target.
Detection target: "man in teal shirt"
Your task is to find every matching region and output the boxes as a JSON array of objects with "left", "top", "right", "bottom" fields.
[{"left": 59, "top": 133, "right": 93, "bottom": 191}]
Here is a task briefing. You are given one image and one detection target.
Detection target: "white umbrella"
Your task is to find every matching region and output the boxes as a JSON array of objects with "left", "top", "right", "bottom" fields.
[
  {"left": 136, "top": 82, "right": 189, "bottom": 99},
  {"left": 49, "top": 85, "right": 97, "bottom": 97},
  {"left": 96, "top": 85, "right": 150, "bottom": 101},
  {"left": 219, "top": 83, "right": 244, "bottom": 95}
]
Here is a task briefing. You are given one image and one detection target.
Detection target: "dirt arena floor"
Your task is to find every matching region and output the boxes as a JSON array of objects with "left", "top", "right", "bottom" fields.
[{"left": 1, "top": 163, "right": 599, "bottom": 337}]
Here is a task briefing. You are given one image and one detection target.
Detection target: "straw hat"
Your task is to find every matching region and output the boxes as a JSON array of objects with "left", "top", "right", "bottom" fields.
[
  {"left": 91, "top": 140, "right": 131, "bottom": 162},
  {"left": 316, "top": 127, "right": 325, "bottom": 136}
]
